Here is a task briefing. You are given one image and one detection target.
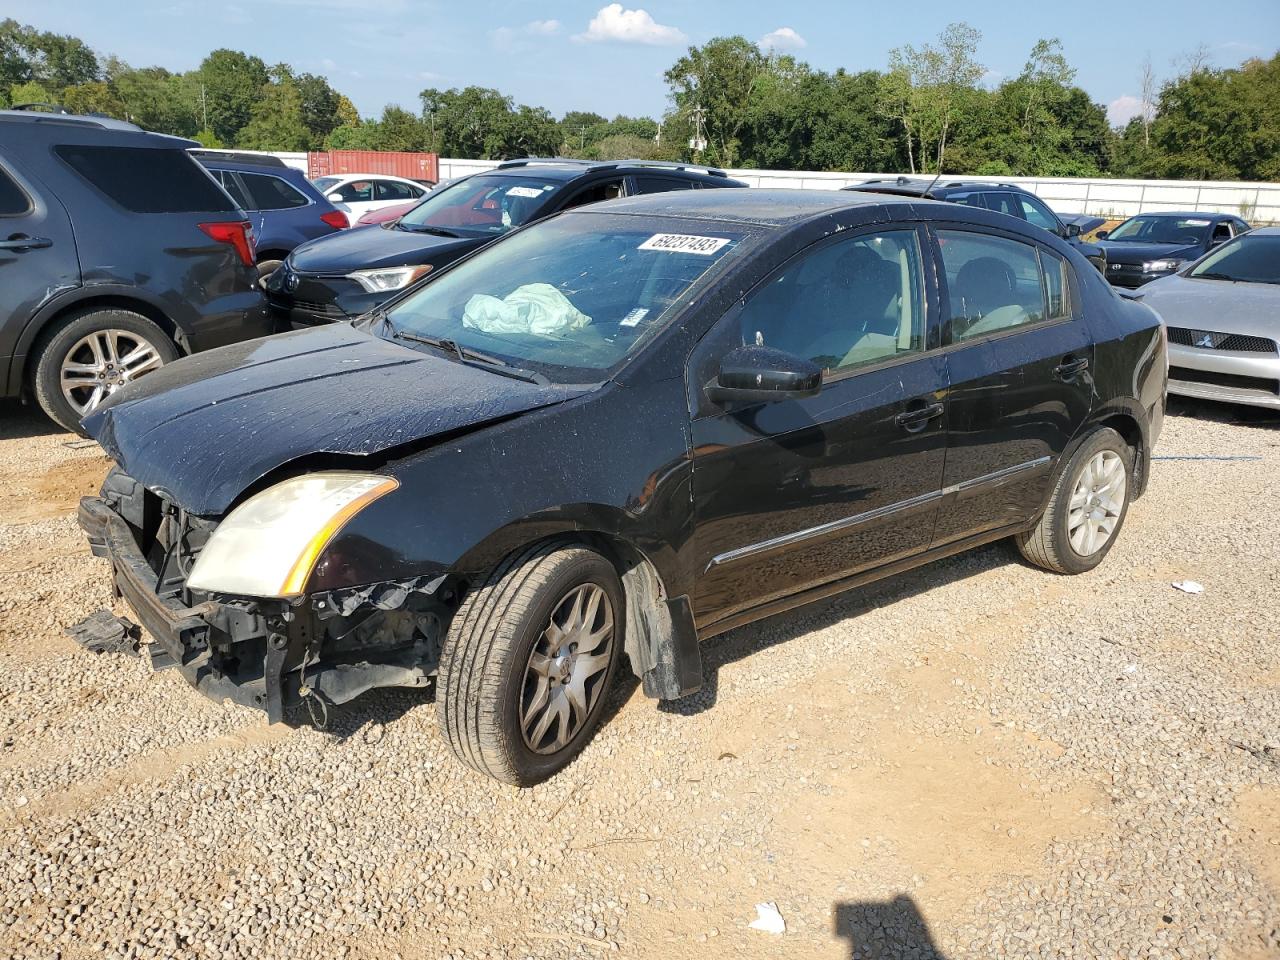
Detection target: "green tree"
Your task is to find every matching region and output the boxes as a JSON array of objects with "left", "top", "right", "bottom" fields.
[
  {"left": 7, "top": 79, "right": 52, "bottom": 106},
  {"left": 664, "top": 36, "right": 775, "bottom": 166},
  {"left": 195, "top": 49, "right": 268, "bottom": 144},
  {"left": 61, "top": 80, "right": 124, "bottom": 116},
  {"left": 295, "top": 72, "right": 342, "bottom": 147},
  {"left": 237, "top": 67, "right": 311, "bottom": 150}
]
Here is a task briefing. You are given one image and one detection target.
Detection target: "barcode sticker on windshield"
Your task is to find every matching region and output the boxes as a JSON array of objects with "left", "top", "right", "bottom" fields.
[
  {"left": 1184, "top": 219, "right": 1211, "bottom": 226},
  {"left": 507, "top": 186, "right": 546, "bottom": 198},
  {"left": 619, "top": 308, "right": 649, "bottom": 328},
  {"left": 639, "top": 233, "right": 731, "bottom": 255}
]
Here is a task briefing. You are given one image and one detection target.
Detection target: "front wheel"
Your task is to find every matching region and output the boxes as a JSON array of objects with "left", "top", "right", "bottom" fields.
[
  {"left": 1017, "top": 427, "right": 1134, "bottom": 574},
  {"left": 32, "top": 308, "right": 179, "bottom": 435},
  {"left": 437, "top": 542, "right": 624, "bottom": 786}
]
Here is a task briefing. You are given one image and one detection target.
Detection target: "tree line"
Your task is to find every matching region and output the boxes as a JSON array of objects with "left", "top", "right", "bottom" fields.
[{"left": 2, "top": 18, "right": 1276, "bottom": 181}]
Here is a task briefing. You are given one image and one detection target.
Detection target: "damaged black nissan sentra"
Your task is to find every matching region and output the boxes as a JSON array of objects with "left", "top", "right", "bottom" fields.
[{"left": 76, "top": 189, "right": 1167, "bottom": 785}]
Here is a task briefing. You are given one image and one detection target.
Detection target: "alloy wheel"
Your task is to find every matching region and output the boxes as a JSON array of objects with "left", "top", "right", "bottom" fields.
[
  {"left": 520, "top": 582, "right": 615, "bottom": 755},
  {"left": 1067, "top": 450, "right": 1127, "bottom": 556},
  {"left": 60, "top": 329, "right": 164, "bottom": 417}
]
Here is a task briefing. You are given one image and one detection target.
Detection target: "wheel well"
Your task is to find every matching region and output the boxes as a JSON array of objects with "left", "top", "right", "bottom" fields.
[
  {"left": 22, "top": 295, "right": 181, "bottom": 392},
  {"left": 1094, "top": 412, "right": 1147, "bottom": 496},
  {"left": 256, "top": 250, "right": 290, "bottom": 264}
]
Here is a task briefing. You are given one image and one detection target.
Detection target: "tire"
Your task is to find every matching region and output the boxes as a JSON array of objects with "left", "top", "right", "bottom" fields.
[
  {"left": 437, "top": 541, "right": 624, "bottom": 786},
  {"left": 32, "top": 308, "right": 179, "bottom": 436},
  {"left": 257, "top": 259, "right": 284, "bottom": 281},
  {"left": 1016, "top": 427, "right": 1134, "bottom": 575}
]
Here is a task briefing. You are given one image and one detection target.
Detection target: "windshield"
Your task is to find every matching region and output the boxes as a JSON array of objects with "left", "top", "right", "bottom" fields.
[
  {"left": 381, "top": 213, "right": 749, "bottom": 383},
  {"left": 1188, "top": 233, "right": 1280, "bottom": 284},
  {"left": 1107, "top": 215, "right": 1212, "bottom": 245},
  {"left": 312, "top": 176, "right": 339, "bottom": 192},
  {"left": 397, "top": 174, "right": 559, "bottom": 237}
]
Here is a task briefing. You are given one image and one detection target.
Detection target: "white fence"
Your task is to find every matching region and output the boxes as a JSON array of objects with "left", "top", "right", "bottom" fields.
[{"left": 256, "top": 152, "right": 1279, "bottom": 222}]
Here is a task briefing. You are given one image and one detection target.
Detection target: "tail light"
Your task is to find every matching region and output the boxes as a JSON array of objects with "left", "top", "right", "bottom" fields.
[
  {"left": 198, "top": 220, "right": 256, "bottom": 267},
  {"left": 320, "top": 210, "right": 349, "bottom": 230}
]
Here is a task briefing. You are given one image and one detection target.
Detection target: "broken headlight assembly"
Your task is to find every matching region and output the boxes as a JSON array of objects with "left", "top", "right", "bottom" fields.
[{"left": 186, "top": 472, "right": 398, "bottom": 598}]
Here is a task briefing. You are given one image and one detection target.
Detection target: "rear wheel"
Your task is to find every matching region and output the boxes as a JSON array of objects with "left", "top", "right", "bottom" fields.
[
  {"left": 32, "top": 308, "right": 178, "bottom": 435},
  {"left": 437, "top": 542, "right": 623, "bottom": 786},
  {"left": 1017, "top": 427, "right": 1133, "bottom": 574}
]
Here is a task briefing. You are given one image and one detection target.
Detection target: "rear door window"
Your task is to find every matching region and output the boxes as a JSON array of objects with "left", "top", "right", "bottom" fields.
[
  {"left": 241, "top": 172, "right": 309, "bottom": 210},
  {"left": 55, "top": 145, "right": 236, "bottom": 213},
  {"left": 634, "top": 175, "right": 695, "bottom": 194},
  {"left": 982, "top": 192, "right": 1022, "bottom": 219},
  {"left": 211, "top": 169, "right": 252, "bottom": 209},
  {"left": 332, "top": 180, "right": 374, "bottom": 202},
  {"left": 0, "top": 166, "right": 31, "bottom": 216},
  {"left": 559, "top": 177, "right": 627, "bottom": 210},
  {"left": 937, "top": 230, "right": 1049, "bottom": 341},
  {"left": 1040, "top": 248, "right": 1070, "bottom": 319},
  {"left": 374, "top": 180, "right": 420, "bottom": 201}
]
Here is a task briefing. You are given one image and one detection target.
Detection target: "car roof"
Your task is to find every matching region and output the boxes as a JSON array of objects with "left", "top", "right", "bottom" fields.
[
  {"left": 1121, "top": 210, "right": 1234, "bottom": 220},
  {"left": 315, "top": 172, "right": 421, "bottom": 182},
  {"left": 192, "top": 149, "right": 290, "bottom": 170},
  {"left": 848, "top": 177, "right": 1030, "bottom": 197},
  {"left": 572, "top": 187, "right": 924, "bottom": 227},
  {"left": 0, "top": 108, "right": 197, "bottom": 147},
  {"left": 1241, "top": 225, "right": 1279, "bottom": 236},
  {"left": 486, "top": 158, "right": 739, "bottom": 185}
]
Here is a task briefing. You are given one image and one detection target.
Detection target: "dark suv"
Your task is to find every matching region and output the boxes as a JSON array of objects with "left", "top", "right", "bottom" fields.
[
  {"left": 844, "top": 177, "right": 1107, "bottom": 274},
  {"left": 0, "top": 110, "right": 271, "bottom": 432},
  {"left": 193, "top": 151, "right": 350, "bottom": 277},
  {"left": 264, "top": 158, "right": 746, "bottom": 327}
]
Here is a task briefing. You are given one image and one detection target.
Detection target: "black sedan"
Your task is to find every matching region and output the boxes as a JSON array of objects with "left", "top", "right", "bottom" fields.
[
  {"left": 74, "top": 190, "right": 1167, "bottom": 785},
  {"left": 1097, "top": 211, "right": 1251, "bottom": 287},
  {"left": 264, "top": 158, "right": 744, "bottom": 327}
]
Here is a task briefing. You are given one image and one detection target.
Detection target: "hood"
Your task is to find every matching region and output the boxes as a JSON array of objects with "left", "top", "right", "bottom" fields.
[
  {"left": 1138, "top": 274, "right": 1280, "bottom": 335},
  {"left": 83, "top": 324, "right": 587, "bottom": 515},
  {"left": 289, "top": 224, "right": 482, "bottom": 273},
  {"left": 1096, "top": 240, "right": 1201, "bottom": 265}
]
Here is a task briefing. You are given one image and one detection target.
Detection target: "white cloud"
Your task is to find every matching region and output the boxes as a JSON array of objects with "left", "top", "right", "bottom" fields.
[
  {"left": 527, "top": 19, "right": 561, "bottom": 35},
  {"left": 491, "top": 19, "right": 562, "bottom": 51},
  {"left": 573, "top": 4, "right": 687, "bottom": 46},
  {"left": 1107, "top": 94, "right": 1145, "bottom": 127},
  {"left": 759, "top": 26, "right": 806, "bottom": 51}
]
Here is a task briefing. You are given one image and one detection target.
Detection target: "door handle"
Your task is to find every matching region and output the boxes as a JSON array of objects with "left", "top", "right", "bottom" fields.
[
  {"left": 0, "top": 235, "right": 52, "bottom": 251},
  {"left": 895, "top": 401, "right": 944, "bottom": 432},
  {"left": 1053, "top": 355, "right": 1090, "bottom": 382}
]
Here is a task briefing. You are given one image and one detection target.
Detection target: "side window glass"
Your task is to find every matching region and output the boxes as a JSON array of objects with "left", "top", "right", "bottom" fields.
[
  {"left": 1211, "top": 222, "right": 1232, "bottom": 243},
  {"left": 1018, "top": 196, "right": 1058, "bottom": 232},
  {"left": 560, "top": 178, "right": 626, "bottom": 210},
  {"left": 215, "top": 170, "right": 253, "bottom": 209},
  {"left": 375, "top": 180, "right": 415, "bottom": 201},
  {"left": 738, "top": 230, "right": 926, "bottom": 376},
  {"left": 1040, "top": 248, "right": 1070, "bottom": 319},
  {"left": 0, "top": 166, "right": 32, "bottom": 216},
  {"left": 336, "top": 180, "right": 374, "bottom": 202},
  {"left": 983, "top": 193, "right": 1022, "bottom": 218},
  {"left": 938, "top": 230, "right": 1047, "bottom": 341},
  {"left": 241, "top": 172, "right": 308, "bottom": 210},
  {"left": 634, "top": 175, "right": 694, "bottom": 194},
  {"left": 948, "top": 193, "right": 983, "bottom": 207}
]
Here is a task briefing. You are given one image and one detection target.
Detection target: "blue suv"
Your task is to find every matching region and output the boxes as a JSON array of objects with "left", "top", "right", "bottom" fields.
[{"left": 193, "top": 151, "right": 349, "bottom": 277}]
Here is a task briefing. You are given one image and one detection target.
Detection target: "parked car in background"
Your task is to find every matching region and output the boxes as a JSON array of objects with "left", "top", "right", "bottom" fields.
[
  {"left": 355, "top": 200, "right": 419, "bottom": 226},
  {"left": 0, "top": 109, "right": 270, "bottom": 433},
  {"left": 311, "top": 173, "right": 430, "bottom": 223},
  {"left": 194, "top": 151, "right": 348, "bottom": 277},
  {"left": 1095, "top": 211, "right": 1250, "bottom": 288},
  {"left": 76, "top": 188, "right": 1165, "bottom": 785},
  {"left": 267, "top": 159, "right": 747, "bottom": 327},
  {"left": 1133, "top": 227, "right": 1279, "bottom": 409},
  {"left": 843, "top": 177, "right": 1108, "bottom": 273}
]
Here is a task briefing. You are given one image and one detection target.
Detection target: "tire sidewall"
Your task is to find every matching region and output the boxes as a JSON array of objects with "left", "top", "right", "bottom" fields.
[
  {"left": 1050, "top": 428, "right": 1134, "bottom": 574},
  {"left": 495, "top": 551, "right": 625, "bottom": 784},
  {"left": 33, "top": 308, "right": 178, "bottom": 435}
]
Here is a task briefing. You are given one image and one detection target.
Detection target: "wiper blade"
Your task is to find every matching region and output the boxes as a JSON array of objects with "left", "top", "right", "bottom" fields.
[
  {"left": 392, "top": 331, "right": 547, "bottom": 384},
  {"left": 1193, "top": 272, "right": 1240, "bottom": 282},
  {"left": 397, "top": 223, "right": 461, "bottom": 238}
]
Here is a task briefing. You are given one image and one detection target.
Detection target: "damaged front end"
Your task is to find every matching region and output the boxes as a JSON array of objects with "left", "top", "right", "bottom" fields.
[{"left": 76, "top": 469, "right": 453, "bottom": 723}]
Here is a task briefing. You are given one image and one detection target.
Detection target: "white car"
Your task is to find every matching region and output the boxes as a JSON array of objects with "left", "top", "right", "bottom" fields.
[{"left": 310, "top": 174, "right": 432, "bottom": 223}]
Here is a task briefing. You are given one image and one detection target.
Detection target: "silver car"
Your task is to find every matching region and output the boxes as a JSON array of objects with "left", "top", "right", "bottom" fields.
[{"left": 1136, "top": 227, "right": 1280, "bottom": 409}]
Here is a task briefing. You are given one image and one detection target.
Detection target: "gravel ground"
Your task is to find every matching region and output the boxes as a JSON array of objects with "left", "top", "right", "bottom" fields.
[{"left": 1, "top": 396, "right": 1277, "bottom": 960}]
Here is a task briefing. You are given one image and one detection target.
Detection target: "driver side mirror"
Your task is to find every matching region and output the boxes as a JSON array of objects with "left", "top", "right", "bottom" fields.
[
  {"left": 1065, "top": 222, "right": 1082, "bottom": 238},
  {"left": 708, "top": 345, "right": 822, "bottom": 404},
  {"left": 326, "top": 192, "right": 343, "bottom": 203},
  {"left": 1095, "top": 229, "right": 1109, "bottom": 240}
]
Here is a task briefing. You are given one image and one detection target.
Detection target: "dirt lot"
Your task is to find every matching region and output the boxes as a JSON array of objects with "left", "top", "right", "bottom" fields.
[{"left": 1, "top": 397, "right": 1278, "bottom": 960}]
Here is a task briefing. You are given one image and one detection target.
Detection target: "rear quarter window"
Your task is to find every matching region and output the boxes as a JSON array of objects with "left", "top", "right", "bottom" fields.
[
  {"left": 0, "top": 167, "right": 31, "bottom": 216},
  {"left": 54, "top": 145, "right": 237, "bottom": 214}
]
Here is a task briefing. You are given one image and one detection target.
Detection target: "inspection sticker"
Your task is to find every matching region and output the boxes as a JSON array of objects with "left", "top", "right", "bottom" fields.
[
  {"left": 619, "top": 307, "right": 650, "bottom": 328},
  {"left": 507, "top": 186, "right": 547, "bottom": 198},
  {"left": 639, "top": 233, "right": 731, "bottom": 255}
]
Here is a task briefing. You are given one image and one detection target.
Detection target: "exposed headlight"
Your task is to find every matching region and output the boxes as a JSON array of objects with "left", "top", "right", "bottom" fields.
[
  {"left": 346, "top": 264, "right": 433, "bottom": 293},
  {"left": 1143, "top": 259, "right": 1185, "bottom": 273},
  {"left": 186, "top": 472, "right": 399, "bottom": 598}
]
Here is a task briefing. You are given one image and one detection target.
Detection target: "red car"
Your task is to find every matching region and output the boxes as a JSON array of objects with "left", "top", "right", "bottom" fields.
[{"left": 355, "top": 200, "right": 418, "bottom": 226}]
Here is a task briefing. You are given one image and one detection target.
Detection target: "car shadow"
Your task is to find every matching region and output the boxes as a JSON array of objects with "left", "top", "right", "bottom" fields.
[
  {"left": 660, "top": 540, "right": 1014, "bottom": 717},
  {"left": 0, "top": 399, "right": 68, "bottom": 441},
  {"left": 1165, "top": 395, "right": 1280, "bottom": 430},
  {"left": 834, "top": 895, "right": 949, "bottom": 959}
]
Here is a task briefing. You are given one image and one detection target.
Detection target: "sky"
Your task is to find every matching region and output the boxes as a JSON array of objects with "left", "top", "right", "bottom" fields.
[{"left": 8, "top": 0, "right": 1280, "bottom": 127}]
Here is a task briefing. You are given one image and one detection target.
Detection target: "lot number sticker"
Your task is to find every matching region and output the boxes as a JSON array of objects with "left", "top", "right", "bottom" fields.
[
  {"left": 639, "top": 233, "right": 731, "bottom": 255},
  {"left": 507, "top": 186, "right": 548, "bottom": 198}
]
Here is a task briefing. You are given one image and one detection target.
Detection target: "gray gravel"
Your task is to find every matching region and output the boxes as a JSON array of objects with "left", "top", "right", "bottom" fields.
[{"left": 1, "top": 396, "right": 1277, "bottom": 960}]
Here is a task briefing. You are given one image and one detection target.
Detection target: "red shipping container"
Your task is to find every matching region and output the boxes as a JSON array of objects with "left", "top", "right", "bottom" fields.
[{"left": 308, "top": 150, "right": 439, "bottom": 184}]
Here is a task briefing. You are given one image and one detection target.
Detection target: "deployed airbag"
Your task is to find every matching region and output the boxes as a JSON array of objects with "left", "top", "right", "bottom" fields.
[{"left": 463, "top": 283, "right": 591, "bottom": 336}]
